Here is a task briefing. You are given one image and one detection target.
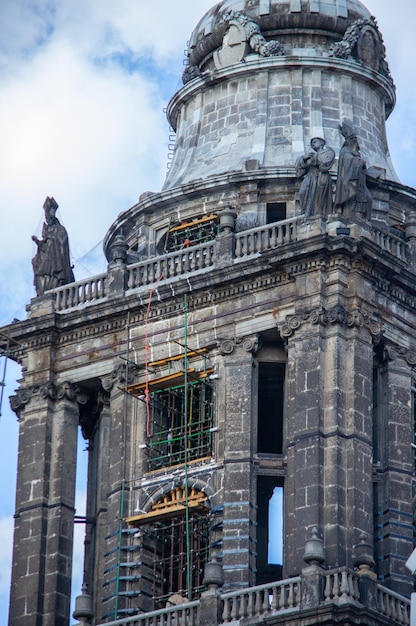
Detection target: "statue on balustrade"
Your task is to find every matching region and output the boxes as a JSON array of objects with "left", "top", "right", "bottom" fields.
[
  {"left": 295, "top": 137, "right": 335, "bottom": 218},
  {"left": 32, "top": 196, "right": 75, "bottom": 296},
  {"left": 335, "top": 121, "right": 372, "bottom": 218}
]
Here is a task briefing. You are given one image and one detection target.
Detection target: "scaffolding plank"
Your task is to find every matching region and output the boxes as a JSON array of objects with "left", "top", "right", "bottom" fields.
[
  {"left": 127, "top": 368, "right": 213, "bottom": 395},
  {"left": 125, "top": 501, "right": 209, "bottom": 527}
]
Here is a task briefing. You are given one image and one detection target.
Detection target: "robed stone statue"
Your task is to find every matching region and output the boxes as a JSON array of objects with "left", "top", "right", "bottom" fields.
[
  {"left": 295, "top": 137, "right": 335, "bottom": 218},
  {"left": 32, "top": 197, "right": 75, "bottom": 296},
  {"left": 335, "top": 121, "right": 372, "bottom": 218}
]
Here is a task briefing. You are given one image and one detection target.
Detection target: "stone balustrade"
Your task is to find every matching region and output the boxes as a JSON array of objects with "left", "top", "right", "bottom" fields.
[
  {"left": 54, "top": 273, "right": 107, "bottom": 311},
  {"left": 372, "top": 227, "right": 408, "bottom": 262},
  {"left": 235, "top": 217, "right": 299, "bottom": 257},
  {"left": 377, "top": 585, "right": 410, "bottom": 625},
  {"left": 221, "top": 577, "right": 301, "bottom": 621},
  {"left": 85, "top": 570, "right": 410, "bottom": 626},
  {"left": 99, "top": 601, "right": 200, "bottom": 626},
  {"left": 45, "top": 217, "right": 409, "bottom": 313},
  {"left": 323, "top": 567, "right": 360, "bottom": 604}
]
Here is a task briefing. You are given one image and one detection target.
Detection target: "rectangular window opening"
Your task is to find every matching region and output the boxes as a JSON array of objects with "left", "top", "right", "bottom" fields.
[
  {"left": 257, "top": 476, "right": 284, "bottom": 585},
  {"left": 257, "top": 362, "right": 285, "bottom": 455},
  {"left": 266, "top": 203, "right": 286, "bottom": 224}
]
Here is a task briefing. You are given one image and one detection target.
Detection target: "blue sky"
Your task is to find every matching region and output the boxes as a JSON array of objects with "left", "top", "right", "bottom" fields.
[{"left": 0, "top": 0, "right": 415, "bottom": 623}]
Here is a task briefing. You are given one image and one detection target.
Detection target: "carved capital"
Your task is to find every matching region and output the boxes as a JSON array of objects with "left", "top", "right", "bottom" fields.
[
  {"left": 10, "top": 388, "right": 32, "bottom": 420},
  {"left": 385, "top": 344, "right": 416, "bottom": 367},
  {"left": 279, "top": 306, "right": 382, "bottom": 338},
  {"left": 219, "top": 335, "right": 259, "bottom": 356}
]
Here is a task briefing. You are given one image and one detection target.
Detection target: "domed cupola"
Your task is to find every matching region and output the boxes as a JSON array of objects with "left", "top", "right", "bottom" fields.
[{"left": 163, "top": 0, "right": 397, "bottom": 190}]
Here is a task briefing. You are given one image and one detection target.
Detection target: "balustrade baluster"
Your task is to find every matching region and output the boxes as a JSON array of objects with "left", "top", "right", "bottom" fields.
[
  {"left": 340, "top": 571, "right": 349, "bottom": 598},
  {"left": 222, "top": 597, "right": 231, "bottom": 622},
  {"left": 287, "top": 582, "right": 294, "bottom": 608},
  {"left": 271, "top": 585, "right": 279, "bottom": 610},
  {"left": 262, "top": 588, "right": 269, "bottom": 613},
  {"left": 247, "top": 590, "right": 255, "bottom": 616},
  {"left": 231, "top": 595, "right": 238, "bottom": 620},
  {"left": 279, "top": 583, "right": 286, "bottom": 609},
  {"left": 332, "top": 573, "right": 340, "bottom": 600}
]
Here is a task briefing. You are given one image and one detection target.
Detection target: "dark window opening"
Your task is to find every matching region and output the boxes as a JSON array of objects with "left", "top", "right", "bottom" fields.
[
  {"left": 257, "top": 476, "right": 284, "bottom": 585},
  {"left": 372, "top": 364, "right": 380, "bottom": 463},
  {"left": 258, "top": 362, "right": 285, "bottom": 454},
  {"left": 266, "top": 203, "right": 286, "bottom": 224},
  {"left": 148, "top": 378, "right": 214, "bottom": 470}
]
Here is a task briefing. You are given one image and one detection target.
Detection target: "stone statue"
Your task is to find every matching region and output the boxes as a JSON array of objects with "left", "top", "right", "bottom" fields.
[
  {"left": 32, "top": 197, "right": 75, "bottom": 296},
  {"left": 335, "top": 121, "right": 372, "bottom": 218},
  {"left": 295, "top": 137, "right": 335, "bottom": 218}
]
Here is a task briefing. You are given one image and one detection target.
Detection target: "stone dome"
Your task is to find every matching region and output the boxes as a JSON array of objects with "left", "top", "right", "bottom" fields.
[{"left": 187, "top": 0, "right": 372, "bottom": 68}]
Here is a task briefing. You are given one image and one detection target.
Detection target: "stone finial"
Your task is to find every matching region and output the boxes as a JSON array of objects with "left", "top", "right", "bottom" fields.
[
  {"left": 219, "top": 207, "right": 237, "bottom": 233},
  {"left": 303, "top": 526, "right": 325, "bottom": 565},
  {"left": 202, "top": 554, "right": 224, "bottom": 590},
  {"left": 72, "top": 583, "right": 94, "bottom": 624},
  {"left": 110, "top": 232, "right": 128, "bottom": 265},
  {"left": 353, "top": 533, "right": 376, "bottom": 576}
]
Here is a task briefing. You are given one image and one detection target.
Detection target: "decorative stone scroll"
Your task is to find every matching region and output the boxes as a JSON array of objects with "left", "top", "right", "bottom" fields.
[
  {"left": 329, "top": 18, "right": 392, "bottom": 83},
  {"left": 278, "top": 305, "right": 382, "bottom": 338},
  {"left": 384, "top": 345, "right": 416, "bottom": 367},
  {"left": 218, "top": 335, "right": 259, "bottom": 356}
]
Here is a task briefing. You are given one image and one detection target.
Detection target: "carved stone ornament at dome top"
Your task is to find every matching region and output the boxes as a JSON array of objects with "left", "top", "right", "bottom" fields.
[
  {"left": 278, "top": 306, "right": 382, "bottom": 338},
  {"left": 183, "top": 11, "right": 284, "bottom": 83},
  {"left": 329, "top": 18, "right": 392, "bottom": 82}
]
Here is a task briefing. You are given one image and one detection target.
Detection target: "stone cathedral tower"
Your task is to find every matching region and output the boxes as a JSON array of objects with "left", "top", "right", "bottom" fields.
[{"left": 3, "top": 1, "right": 416, "bottom": 625}]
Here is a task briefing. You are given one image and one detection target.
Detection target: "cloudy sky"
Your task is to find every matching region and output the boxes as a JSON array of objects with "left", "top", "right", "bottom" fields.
[{"left": 0, "top": 0, "right": 415, "bottom": 622}]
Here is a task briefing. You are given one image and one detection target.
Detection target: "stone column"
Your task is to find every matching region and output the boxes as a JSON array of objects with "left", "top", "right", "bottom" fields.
[
  {"left": 9, "top": 381, "right": 79, "bottom": 626},
  {"left": 218, "top": 337, "right": 258, "bottom": 590}
]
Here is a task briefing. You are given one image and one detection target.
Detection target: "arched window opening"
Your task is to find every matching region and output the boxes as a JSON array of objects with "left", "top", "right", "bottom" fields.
[{"left": 126, "top": 488, "right": 210, "bottom": 611}]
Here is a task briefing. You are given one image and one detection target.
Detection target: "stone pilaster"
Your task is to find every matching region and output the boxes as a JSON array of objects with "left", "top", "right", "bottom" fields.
[
  {"left": 218, "top": 337, "right": 258, "bottom": 590},
  {"left": 98, "top": 367, "right": 134, "bottom": 621},
  {"left": 9, "top": 381, "right": 79, "bottom": 626},
  {"left": 374, "top": 349, "right": 414, "bottom": 595},
  {"left": 282, "top": 306, "right": 378, "bottom": 574}
]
